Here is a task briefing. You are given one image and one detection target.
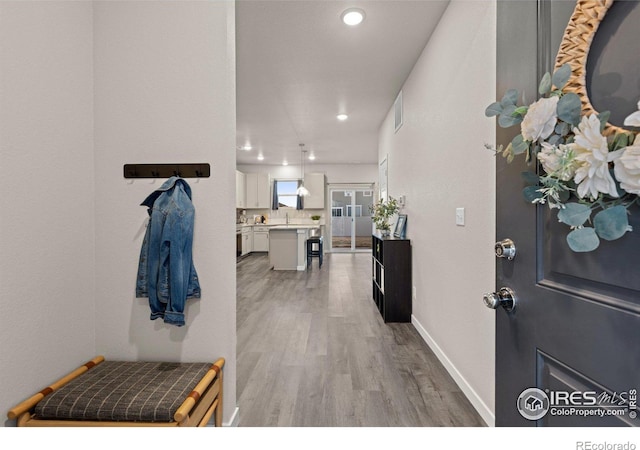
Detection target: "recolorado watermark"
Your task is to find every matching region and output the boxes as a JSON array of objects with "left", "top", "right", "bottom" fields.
[
  {"left": 576, "top": 442, "right": 636, "bottom": 450},
  {"left": 516, "top": 387, "right": 637, "bottom": 421}
]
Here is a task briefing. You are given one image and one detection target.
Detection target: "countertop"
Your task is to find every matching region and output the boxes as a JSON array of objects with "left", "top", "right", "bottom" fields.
[
  {"left": 236, "top": 222, "right": 324, "bottom": 228},
  {"left": 269, "top": 225, "right": 321, "bottom": 230}
]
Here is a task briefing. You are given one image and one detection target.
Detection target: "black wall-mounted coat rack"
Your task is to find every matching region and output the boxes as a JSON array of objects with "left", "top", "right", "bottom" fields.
[{"left": 123, "top": 163, "right": 210, "bottom": 179}]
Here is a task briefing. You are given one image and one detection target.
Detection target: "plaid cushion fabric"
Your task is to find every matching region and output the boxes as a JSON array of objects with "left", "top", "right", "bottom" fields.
[{"left": 34, "top": 361, "right": 211, "bottom": 422}]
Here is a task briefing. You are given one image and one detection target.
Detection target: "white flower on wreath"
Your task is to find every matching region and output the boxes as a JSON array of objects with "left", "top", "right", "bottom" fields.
[
  {"left": 521, "top": 96, "right": 559, "bottom": 143},
  {"left": 572, "top": 114, "right": 620, "bottom": 200},
  {"left": 623, "top": 100, "right": 640, "bottom": 127},
  {"left": 537, "top": 142, "right": 579, "bottom": 181},
  {"left": 613, "top": 139, "right": 640, "bottom": 195}
]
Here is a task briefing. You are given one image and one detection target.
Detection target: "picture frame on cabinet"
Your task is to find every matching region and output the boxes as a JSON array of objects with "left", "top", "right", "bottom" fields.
[{"left": 394, "top": 214, "right": 407, "bottom": 239}]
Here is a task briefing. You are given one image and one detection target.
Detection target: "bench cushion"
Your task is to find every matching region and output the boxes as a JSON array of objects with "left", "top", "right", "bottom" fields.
[{"left": 34, "top": 361, "right": 211, "bottom": 422}]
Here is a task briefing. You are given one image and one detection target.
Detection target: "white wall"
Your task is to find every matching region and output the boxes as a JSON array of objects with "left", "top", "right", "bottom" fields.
[
  {"left": 93, "top": 0, "right": 237, "bottom": 424},
  {"left": 378, "top": 0, "right": 496, "bottom": 425},
  {"left": 0, "top": 0, "right": 237, "bottom": 426},
  {"left": 0, "top": 1, "right": 96, "bottom": 424}
]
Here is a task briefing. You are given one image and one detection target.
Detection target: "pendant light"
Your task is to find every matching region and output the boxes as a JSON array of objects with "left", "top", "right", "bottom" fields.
[{"left": 296, "top": 143, "right": 311, "bottom": 197}]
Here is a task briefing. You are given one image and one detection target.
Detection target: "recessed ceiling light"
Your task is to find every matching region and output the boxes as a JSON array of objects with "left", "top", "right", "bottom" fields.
[
  {"left": 242, "top": 145, "right": 252, "bottom": 151},
  {"left": 257, "top": 154, "right": 264, "bottom": 161},
  {"left": 282, "top": 160, "right": 288, "bottom": 166},
  {"left": 341, "top": 8, "right": 365, "bottom": 26},
  {"left": 308, "top": 154, "right": 316, "bottom": 161},
  {"left": 337, "top": 114, "right": 348, "bottom": 121}
]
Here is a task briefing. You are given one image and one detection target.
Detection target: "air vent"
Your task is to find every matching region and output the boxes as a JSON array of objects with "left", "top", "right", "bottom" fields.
[{"left": 394, "top": 90, "right": 403, "bottom": 132}]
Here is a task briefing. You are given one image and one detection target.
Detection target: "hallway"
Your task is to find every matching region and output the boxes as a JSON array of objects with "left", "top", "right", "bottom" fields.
[{"left": 236, "top": 252, "right": 485, "bottom": 426}]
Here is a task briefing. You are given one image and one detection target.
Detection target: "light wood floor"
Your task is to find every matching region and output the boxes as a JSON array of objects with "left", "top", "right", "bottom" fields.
[{"left": 236, "top": 252, "right": 485, "bottom": 427}]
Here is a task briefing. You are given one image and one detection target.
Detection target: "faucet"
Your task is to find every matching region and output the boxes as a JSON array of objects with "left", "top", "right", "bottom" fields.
[{"left": 286, "top": 212, "right": 289, "bottom": 225}]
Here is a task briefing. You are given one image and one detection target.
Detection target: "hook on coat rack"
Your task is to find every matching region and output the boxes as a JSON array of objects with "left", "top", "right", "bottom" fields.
[{"left": 123, "top": 163, "right": 210, "bottom": 179}]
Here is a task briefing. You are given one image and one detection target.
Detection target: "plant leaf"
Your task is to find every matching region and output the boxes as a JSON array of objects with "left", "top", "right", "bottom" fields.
[
  {"left": 555, "top": 122, "right": 570, "bottom": 137},
  {"left": 511, "top": 134, "right": 529, "bottom": 155},
  {"left": 567, "top": 227, "right": 600, "bottom": 252},
  {"left": 485, "top": 102, "right": 503, "bottom": 117},
  {"left": 501, "top": 89, "right": 519, "bottom": 107},
  {"left": 523, "top": 185, "right": 543, "bottom": 203},
  {"left": 593, "top": 205, "right": 629, "bottom": 241},
  {"left": 503, "top": 143, "right": 514, "bottom": 163},
  {"left": 513, "top": 106, "right": 529, "bottom": 116},
  {"left": 552, "top": 63, "right": 571, "bottom": 90},
  {"left": 498, "top": 104, "right": 523, "bottom": 128},
  {"left": 598, "top": 111, "right": 611, "bottom": 132},
  {"left": 548, "top": 134, "right": 562, "bottom": 146},
  {"left": 539, "top": 72, "right": 552, "bottom": 95},
  {"left": 557, "top": 202, "right": 591, "bottom": 226},
  {"left": 557, "top": 93, "right": 582, "bottom": 126},
  {"left": 611, "top": 133, "right": 629, "bottom": 151}
]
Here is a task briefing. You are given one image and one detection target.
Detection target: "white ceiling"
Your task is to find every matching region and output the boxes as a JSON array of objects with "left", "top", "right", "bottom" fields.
[{"left": 235, "top": 0, "right": 450, "bottom": 166}]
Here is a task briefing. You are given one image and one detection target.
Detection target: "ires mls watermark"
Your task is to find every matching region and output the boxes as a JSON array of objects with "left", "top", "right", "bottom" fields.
[{"left": 516, "top": 387, "right": 638, "bottom": 421}]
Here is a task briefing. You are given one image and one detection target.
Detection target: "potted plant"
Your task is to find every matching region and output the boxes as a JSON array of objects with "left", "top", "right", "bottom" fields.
[
  {"left": 311, "top": 215, "right": 321, "bottom": 224},
  {"left": 369, "top": 196, "right": 399, "bottom": 236}
]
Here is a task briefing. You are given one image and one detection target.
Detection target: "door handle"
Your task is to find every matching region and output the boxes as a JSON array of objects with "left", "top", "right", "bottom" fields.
[
  {"left": 495, "top": 238, "right": 516, "bottom": 260},
  {"left": 483, "top": 287, "right": 517, "bottom": 312}
]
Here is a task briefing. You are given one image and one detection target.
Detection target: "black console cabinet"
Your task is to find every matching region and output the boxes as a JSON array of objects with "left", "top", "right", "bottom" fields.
[{"left": 372, "top": 234, "right": 412, "bottom": 323}]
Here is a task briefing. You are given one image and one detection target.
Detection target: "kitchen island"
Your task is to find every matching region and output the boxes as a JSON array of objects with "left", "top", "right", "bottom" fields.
[{"left": 269, "top": 225, "right": 321, "bottom": 271}]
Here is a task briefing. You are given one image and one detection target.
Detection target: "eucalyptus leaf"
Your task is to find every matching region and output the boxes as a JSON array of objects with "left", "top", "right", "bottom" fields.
[
  {"left": 555, "top": 122, "right": 570, "bottom": 137},
  {"left": 611, "top": 133, "right": 629, "bottom": 151},
  {"left": 598, "top": 111, "right": 611, "bottom": 132},
  {"left": 539, "top": 72, "right": 552, "bottom": 95},
  {"left": 511, "top": 134, "right": 529, "bottom": 155},
  {"left": 552, "top": 63, "right": 571, "bottom": 90},
  {"left": 485, "top": 102, "right": 503, "bottom": 117},
  {"left": 523, "top": 185, "right": 543, "bottom": 203},
  {"left": 498, "top": 104, "right": 523, "bottom": 128},
  {"left": 593, "top": 205, "right": 629, "bottom": 241},
  {"left": 501, "top": 89, "right": 519, "bottom": 107},
  {"left": 557, "top": 93, "right": 582, "bottom": 126},
  {"left": 548, "top": 134, "right": 562, "bottom": 146},
  {"left": 566, "top": 227, "right": 600, "bottom": 252},
  {"left": 557, "top": 202, "right": 591, "bottom": 227},
  {"left": 521, "top": 171, "right": 539, "bottom": 186}
]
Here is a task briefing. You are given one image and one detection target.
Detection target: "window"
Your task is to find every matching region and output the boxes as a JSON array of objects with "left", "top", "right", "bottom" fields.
[
  {"left": 331, "top": 207, "right": 343, "bottom": 217},
  {"left": 346, "top": 205, "right": 362, "bottom": 217},
  {"left": 276, "top": 180, "right": 299, "bottom": 208}
]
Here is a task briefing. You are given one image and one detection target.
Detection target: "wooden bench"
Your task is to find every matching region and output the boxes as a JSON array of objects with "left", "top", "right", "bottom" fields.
[{"left": 7, "top": 356, "right": 224, "bottom": 427}]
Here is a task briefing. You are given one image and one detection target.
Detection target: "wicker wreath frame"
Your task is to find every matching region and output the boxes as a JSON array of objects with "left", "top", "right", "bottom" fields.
[{"left": 553, "top": 0, "right": 635, "bottom": 137}]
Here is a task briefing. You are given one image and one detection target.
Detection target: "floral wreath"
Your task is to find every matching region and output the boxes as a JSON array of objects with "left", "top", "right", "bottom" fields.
[{"left": 486, "top": 63, "right": 640, "bottom": 253}]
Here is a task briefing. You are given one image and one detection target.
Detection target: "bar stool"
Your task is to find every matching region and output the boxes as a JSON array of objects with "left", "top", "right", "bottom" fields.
[{"left": 306, "top": 229, "right": 323, "bottom": 269}]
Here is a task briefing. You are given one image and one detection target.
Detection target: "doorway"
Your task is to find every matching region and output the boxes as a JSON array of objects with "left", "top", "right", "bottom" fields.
[{"left": 329, "top": 187, "right": 374, "bottom": 252}]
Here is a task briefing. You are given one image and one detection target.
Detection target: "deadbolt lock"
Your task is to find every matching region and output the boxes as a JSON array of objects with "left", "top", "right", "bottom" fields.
[{"left": 495, "top": 238, "right": 516, "bottom": 260}]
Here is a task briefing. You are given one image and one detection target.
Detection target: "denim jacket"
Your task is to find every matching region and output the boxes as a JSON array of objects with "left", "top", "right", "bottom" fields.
[{"left": 136, "top": 177, "right": 200, "bottom": 326}]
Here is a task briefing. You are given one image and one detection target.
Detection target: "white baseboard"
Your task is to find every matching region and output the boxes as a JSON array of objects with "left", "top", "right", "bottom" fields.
[
  {"left": 224, "top": 406, "right": 240, "bottom": 427},
  {"left": 411, "top": 315, "right": 495, "bottom": 427}
]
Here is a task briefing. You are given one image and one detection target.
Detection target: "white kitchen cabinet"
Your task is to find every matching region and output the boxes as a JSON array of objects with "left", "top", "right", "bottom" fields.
[
  {"left": 245, "top": 173, "right": 270, "bottom": 209},
  {"left": 252, "top": 226, "right": 269, "bottom": 252},
  {"left": 303, "top": 173, "right": 326, "bottom": 209},
  {"left": 236, "top": 170, "right": 246, "bottom": 209},
  {"left": 241, "top": 228, "right": 252, "bottom": 256}
]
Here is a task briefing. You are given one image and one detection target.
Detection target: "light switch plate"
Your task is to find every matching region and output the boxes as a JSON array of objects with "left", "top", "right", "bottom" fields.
[{"left": 456, "top": 207, "right": 465, "bottom": 226}]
